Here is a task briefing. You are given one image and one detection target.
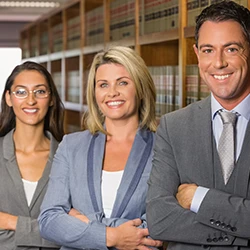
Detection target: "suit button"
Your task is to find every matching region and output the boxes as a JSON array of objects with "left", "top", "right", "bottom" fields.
[
  {"left": 210, "top": 219, "right": 215, "bottom": 225},
  {"left": 221, "top": 223, "right": 226, "bottom": 228},
  {"left": 207, "top": 238, "right": 212, "bottom": 243},
  {"left": 226, "top": 225, "right": 231, "bottom": 230},
  {"left": 224, "top": 236, "right": 229, "bottom": 242},
  {"left": 215, "top": 220, "right": 221, "bottom": 226},
  {"left": 213, "top": 237, "right": 218, "bottom": 242},
  {"left": 231, "top": 227, "right": 237, "bottom": 232},
  {"left": 218, "top": 237, "right": 224, "bottom": 242}
]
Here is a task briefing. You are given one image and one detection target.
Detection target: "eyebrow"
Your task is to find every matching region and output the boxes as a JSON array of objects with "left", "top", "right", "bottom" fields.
[
  {"left": 14, "top": 84, "right": 48, "bottom": 88},
  {"left": 199, "top": 42, "right": 244, "bottom": 50},
  {"left": 96, "top": 76, "right": 131, "bottom": 83}
]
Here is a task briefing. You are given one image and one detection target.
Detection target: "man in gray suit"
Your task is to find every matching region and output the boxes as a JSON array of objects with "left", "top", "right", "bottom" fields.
[{"left": 146, "top": 1, "right": 250, "bottom": 249}]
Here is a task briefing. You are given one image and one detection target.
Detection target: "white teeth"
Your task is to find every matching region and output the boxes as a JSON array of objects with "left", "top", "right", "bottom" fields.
[
  {"left": 214, "top": 74, "right": 230, "bottom": 80},
  {"left": 107, "top": 101, "right": 124, "bottom": 106},
  {"left": 23, "top": 109, "right": 37, "bottom": 113}
]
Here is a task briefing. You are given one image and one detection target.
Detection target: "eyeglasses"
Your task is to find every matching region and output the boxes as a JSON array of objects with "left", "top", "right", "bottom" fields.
[{"left": 11, "top": 87, "right": 50, "bottom": 99}]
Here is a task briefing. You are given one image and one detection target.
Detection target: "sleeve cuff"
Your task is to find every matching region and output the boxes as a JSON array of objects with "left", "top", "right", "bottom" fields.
[{"left": 190, "top": 186, "right": 209, "bottom": 213}]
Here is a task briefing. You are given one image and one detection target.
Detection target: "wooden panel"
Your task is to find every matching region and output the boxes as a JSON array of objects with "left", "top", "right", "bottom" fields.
[{"left": 141, "top": 40, "right": 179, "bottom": 66}]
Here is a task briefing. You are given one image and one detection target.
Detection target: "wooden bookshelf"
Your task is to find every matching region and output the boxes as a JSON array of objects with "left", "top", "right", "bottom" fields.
[{"left": 20, "top": 0, "right": 250, "bottom": 132}]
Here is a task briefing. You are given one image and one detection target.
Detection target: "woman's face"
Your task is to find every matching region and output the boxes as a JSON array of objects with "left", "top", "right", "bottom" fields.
[
  {"left": 95, "top": 63, "right": 138, "bottom": 123},
  {"left": 5, "top": 70, "right": 53, "bottom": 127}
]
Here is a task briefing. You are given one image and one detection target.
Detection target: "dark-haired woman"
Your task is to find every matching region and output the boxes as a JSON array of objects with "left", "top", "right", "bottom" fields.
[{"left": 0, "top": 61, "right": 64, "bottom": 249}]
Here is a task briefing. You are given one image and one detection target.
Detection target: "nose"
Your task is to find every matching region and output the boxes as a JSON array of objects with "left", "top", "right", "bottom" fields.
[
  {"left": 26, "top": 90, "right": 37, "bottom": 105},
  {"left": 213, "top": 51, "right": 228, "bottom": 69},
  {"left": 108, "top": 84, "right": 119, "bottom": 97}
]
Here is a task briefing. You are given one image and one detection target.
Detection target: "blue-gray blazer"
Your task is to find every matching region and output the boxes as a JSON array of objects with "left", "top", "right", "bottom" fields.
[
  {"left": 39, "top": 128, "right": 154, "bottom": 250},
  {"left": 0, "top": 129, "right": 59, "bottom": 250}
]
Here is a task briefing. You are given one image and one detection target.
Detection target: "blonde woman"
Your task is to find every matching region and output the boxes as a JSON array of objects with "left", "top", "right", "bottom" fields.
[{"left": 39, "top": 46, "right": 162, "bottom": 249}]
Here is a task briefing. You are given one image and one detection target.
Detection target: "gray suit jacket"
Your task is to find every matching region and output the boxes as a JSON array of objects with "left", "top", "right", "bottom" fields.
[
  {"left": 38, "top": 128, "right": 154, "bottom": 250},
  {"left": 147, "top": 96, "right": 250, "bottom": 250},
  {"left": 0, "top": 129, "right": 60, "bottom": 250}
]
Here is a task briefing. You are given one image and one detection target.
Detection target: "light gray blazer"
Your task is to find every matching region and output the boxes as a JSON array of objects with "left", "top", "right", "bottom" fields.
[
  {"left": 147, "top": 96, "right": 250, "bottom": 250},
  {"left": 38, "top": 128, "right": 154, "bottom": 250},
  {"left": 0, "top": 129, "right": 60, "bottom": 250}
]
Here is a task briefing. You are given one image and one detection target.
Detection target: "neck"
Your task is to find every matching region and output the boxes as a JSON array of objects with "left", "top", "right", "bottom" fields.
[
  {"left": 105, "top": 117, "right": 139, "bottom": 142},
  {"left": 13, "top": 123, "right": 49, "bottom": 152}
]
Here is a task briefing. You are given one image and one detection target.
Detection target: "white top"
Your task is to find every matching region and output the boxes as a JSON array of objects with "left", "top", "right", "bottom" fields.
[
  {"left": 101, "top": 170, "right": 124, "bottom": 218},
  {"left": 22, "top": 179, "right": 38, "bottom": 207}
]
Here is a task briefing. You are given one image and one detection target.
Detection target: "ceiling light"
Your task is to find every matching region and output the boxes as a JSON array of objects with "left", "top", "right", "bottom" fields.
[{"left": 0, "top": 1, "right": 60, "bottom": 8}]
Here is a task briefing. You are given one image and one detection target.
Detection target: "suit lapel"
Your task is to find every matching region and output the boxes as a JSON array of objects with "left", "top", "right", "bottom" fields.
[
  {"left": 4, "top": 130, "right": 30, "bottom": 215},
  {"left": 29, "top": 133, "right": 59, "bottom": 210},
  {"left": 87, "top": 132, "right": 106, "bottom": 212},
  {"left": 111, "top": 129, "right": 153, "bottom": 218},
  {"left": 193, "top": 97, "right": 215, "bottom": 188}
]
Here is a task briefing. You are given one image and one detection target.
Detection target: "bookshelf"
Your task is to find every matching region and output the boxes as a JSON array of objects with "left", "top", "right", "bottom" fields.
[{"left": 19, "top": 0, "right": 250, "bottom": 133}]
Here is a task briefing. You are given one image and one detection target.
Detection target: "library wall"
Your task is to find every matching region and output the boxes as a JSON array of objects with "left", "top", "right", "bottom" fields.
[{"left": 19, "top": 0, "right": 250, "bottom": 133}]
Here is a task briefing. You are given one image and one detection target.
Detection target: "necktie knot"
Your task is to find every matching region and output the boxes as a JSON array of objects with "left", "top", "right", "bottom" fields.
[{"left": 219, "top": 110, "right": 237, "bottom": 125}]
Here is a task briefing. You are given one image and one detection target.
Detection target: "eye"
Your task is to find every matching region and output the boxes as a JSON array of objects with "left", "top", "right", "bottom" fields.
[
  {"left": 100, "top": 83, "right": 108, "bottom": 88},
  {"left": 227, "top": 47, "right": 239, "bottom": 53},
  {"left": 35, "top": 89, "right": 46, "bottom": 94},
  {"left": 15, "top": 88, "right": 27, "bottom": 96},
  {"left": 119, "top": 81, "right": 128, "bottom": 86},
  {"left": 201, "top": 48, "right": 213, "bottom": 54}
]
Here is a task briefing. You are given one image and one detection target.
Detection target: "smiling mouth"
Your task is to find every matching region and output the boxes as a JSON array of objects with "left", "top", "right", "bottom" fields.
[
  {"left": 107, "top": 101, "right": 125, "bottom": 106},
  {"left": 23, "top": 109, "right": 38, "bottom": 113},
  {"left": 213, "top": 74, "right": 231, "bottom": 80}
]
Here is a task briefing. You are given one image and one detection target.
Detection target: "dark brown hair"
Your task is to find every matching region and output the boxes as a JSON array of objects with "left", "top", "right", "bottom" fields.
[{"left": 195, "top": 1, "right": 250, "bottom": 47}]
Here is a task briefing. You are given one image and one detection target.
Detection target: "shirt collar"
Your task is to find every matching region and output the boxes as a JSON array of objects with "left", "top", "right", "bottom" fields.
[{"left": 211, "top": 93, "right": 250, "bottom": 121}]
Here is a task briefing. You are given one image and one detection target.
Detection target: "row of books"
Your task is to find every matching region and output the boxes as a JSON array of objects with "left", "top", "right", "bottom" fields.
[
  {"left": 142, "top": 0, "right": 179, "bottom": 35},
  {"left": 52, "top": 71, "right": 80, "bottom": 103},
  {"left": 40, "top": 31, "right": 49, "bottom": 55},
  {"left": 148, "top": 65, "right": 179, "bottom": 118},
  {"left": 52, "top": 23, "right": 63, "bottom": 52},
  {"left": 85, "top": 5, "right": 104, "bottom": 46},
  {"left": 110, "top": 0, "right": 135, "bottom": 41},
  {"left": 67, "top": 16, "right": 81, "bottom": 50},
  {"left": 23, "top": 0, "right": 248, "bottom": 55},
  {"left": 52, "top": 65, "right": 211, "bottom": 116},
  {"left": 186, "top": 64, "right": 210, "bottom": 105}
]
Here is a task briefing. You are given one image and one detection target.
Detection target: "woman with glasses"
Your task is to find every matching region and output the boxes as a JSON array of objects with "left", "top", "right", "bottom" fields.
[{"left": 0, "top": 61, "right": 64, "bottom": 249}]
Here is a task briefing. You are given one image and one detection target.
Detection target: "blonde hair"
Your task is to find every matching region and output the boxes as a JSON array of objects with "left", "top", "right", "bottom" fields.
[{"left": 83, "top": 46, "right": 156, "bottom": 134}]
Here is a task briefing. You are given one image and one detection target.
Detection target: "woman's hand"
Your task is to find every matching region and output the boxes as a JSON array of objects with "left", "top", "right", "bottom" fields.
[
  {"left": 0, "top": 212, "right": 18, "bottom": 230},
  {"left": 106, "top": 218, "right": 162, "bottom": 249},
  {"left": 68, "top": 208, "right": 89, "bottom": 224}
]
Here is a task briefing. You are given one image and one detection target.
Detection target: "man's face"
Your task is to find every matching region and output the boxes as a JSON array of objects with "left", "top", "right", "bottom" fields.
[{"left": 194, "top": 20, "right": 250, "bottom": 109}]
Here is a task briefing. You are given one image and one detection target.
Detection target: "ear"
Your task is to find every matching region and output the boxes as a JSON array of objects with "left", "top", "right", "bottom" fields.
[
  {"left": 49, "top": 99, "right": 53, "bottom": 107},
  {"left": 5, "top": 90, "right": 13, "bottom": 107},
  {"left": 193, "top": 44, "right": 199, "bottom": 60}
]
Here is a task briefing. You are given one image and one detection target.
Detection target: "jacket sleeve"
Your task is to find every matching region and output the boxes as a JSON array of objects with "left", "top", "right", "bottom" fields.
[
  {"left": 146, "top": 117, "right": 248, "bottom": 247},
  {"left": 38, "top": 136, "right": 108, "bottom": 250},
  {"left": 196, "top": 188, "right": 250, "bottom": 239},
  {"left": 15, "top": 216, "right": 59, "bottom": 248},
  {"left": 101, "top": 212, "right": 147, "bottom": 228}
]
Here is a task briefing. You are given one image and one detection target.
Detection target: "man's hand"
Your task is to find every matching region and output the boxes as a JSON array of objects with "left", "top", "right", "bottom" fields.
[{"left": 176, "top": 183, "right": 198, "bottom": 209}]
